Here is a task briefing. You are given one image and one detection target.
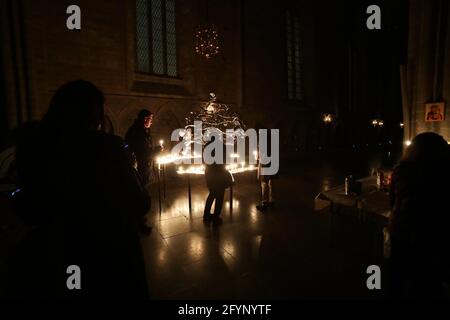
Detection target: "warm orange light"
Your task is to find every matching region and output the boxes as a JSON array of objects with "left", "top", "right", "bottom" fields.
[{"left": 323, "top": 114, "right": 333, "bottom": 123}]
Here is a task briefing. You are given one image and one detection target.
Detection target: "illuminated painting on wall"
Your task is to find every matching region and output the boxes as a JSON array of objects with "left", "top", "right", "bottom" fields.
[{"left": 425, "top": 102, "right": 445, "bottom": 122}]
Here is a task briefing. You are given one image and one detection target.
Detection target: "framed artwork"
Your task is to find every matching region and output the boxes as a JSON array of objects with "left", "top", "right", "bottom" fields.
[{"left": 425, "top": 102, "right": 445, "bottom": 122}]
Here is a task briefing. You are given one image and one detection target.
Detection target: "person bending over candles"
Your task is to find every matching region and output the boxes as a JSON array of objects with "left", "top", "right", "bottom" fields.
[{"left": 203, "top": 137, "right": 233, "bottom": 225}]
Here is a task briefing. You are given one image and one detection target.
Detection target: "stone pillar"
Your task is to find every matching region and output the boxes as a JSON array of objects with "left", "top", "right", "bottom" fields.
[
  {"left": 0, "top": 0, "right": 33, "bottom": 134},
  {"left": 406, "top": 0, "right": 450, "bottom": 141}
]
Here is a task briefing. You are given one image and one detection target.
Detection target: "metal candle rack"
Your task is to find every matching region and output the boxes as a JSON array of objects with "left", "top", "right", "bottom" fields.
[{"left": 155, "top": 154, "right": 256, "bottom": 215}]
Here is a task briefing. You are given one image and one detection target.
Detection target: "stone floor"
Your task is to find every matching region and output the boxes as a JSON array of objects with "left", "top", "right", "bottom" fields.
[
  {"left": 141, "top": 150, "right": 392, "bottom": 299},
  {"left": 0, "top": 149, "right": 393, "bottom": 299}
]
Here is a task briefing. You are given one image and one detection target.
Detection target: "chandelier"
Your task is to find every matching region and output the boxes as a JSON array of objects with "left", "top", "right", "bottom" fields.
[{"left": 195, "top": 24, "right": 219, "bottom": 59}]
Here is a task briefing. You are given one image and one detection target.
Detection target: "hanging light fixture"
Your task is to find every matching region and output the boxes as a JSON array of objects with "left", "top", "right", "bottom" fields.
[
  {"left": 195, "top": 0, "right": 220, "bottom": 59},
  {"left": 195, "top": 25, "right": 219, "bottom": 59}
]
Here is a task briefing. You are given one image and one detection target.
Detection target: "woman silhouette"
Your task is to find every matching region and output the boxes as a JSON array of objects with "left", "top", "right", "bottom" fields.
[
  {"left": 389, "top": 132, "right": 450, "bottom": 298},
  {"left": 9, "top": 80, "right": 150, "bottom": 299}
]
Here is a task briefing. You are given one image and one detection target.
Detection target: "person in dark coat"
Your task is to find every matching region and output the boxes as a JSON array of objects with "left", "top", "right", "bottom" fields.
[
  {"left": 389, "top": 132, "right": 450, "bottom": 298},
  {"left": 8, "top": 80, "right": 150, "bottom": 299},
  {"left": 125, "top": 109, "right": 161, "bottom": 234},
  {"left": 125, "top": 109, "right": 161, "bottom": 185},
  {"left": 203, "top": 137, "right": 233, "bottom": 225}
]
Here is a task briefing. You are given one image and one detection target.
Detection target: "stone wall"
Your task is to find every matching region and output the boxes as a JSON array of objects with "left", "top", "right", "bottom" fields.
[
  {"left": 406, "top": 0, "right": 450, "bottom": 141},
  {"left": 2, "top": 0, "right": 367, "bottom": 152}
]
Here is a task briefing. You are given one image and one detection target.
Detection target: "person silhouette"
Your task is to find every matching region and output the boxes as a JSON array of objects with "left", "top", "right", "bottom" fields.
[
  {"left": 125, "top": 109, "right": 162, "bottom": 185},
  {"left": 125, "top": 109, "right": 161, "bottom": 234},
  {"left": 389, "top": 132, "right": 450, "bottom": 298},
  {"left": 8, "top": 80, "right": 150, "bottom": 299},
  {"left": 255, "top": 123, "right": 278, "bottom": 211},
  {"left": 203, "top": 136, "right": 233, "bottom": 225}
]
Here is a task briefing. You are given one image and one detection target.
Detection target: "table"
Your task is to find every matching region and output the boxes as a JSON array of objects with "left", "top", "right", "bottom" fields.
[
  {"left": 155, "top": 161, "right": 256, "bottom": 215},
  {"left": 315, "top": 176, "right": 391, "bottom": 259},
  {"left": 315, "top": 176, "right": 390, "bottom": 224}
]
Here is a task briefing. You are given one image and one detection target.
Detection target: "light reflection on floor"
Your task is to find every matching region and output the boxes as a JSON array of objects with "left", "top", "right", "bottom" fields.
[{"left": 142, "top": 152, "right": 388, "bottom": 299}]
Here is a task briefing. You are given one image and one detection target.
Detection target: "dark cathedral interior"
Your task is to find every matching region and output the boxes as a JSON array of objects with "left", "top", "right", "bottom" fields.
[{"left": 1, "top": 0, "right": 450, "bottom": 306}]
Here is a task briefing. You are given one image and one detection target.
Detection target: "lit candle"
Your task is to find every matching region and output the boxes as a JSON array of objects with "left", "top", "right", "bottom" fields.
[{"left": 159, "top": 140, "right": 164, "bottom": 147}]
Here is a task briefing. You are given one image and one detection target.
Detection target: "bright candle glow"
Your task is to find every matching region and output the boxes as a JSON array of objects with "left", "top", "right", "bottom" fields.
[
  {"left": 176, "top": 164, "right": 257, "bottom": 175},
  {"left": 323, "top": 114, "right": 333, "bottom": 123},
  {"left": 156, "top": 153, "right": 202, "bottom": 165},
  {"left": 405, "top": 140, "right": 412, "bottom": 146}
]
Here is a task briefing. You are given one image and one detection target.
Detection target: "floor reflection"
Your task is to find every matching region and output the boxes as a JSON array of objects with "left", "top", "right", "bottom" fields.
[{"left": 143, "top": 152, "right": 388, "bottom": 299}]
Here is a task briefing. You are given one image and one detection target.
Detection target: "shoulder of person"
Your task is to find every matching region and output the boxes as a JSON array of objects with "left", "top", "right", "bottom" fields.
[
  {"left": 126, "top": 122, "right": 139, "bottom": 134},
  {"left": 393, "top": 161, "right": 416, "bottom": 172},
  {"left": 90, "top": 132, "right": 128, "bottom": 153},
  {"left": 392, "top": 161, "right": 420, "bottom": 182}
]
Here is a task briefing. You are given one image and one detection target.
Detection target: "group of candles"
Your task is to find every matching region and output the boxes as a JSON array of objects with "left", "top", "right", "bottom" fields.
[
  {"left": 176, "top": 163, "right": 257, "bottom": 175},
  {"left": 155, "top": 140, "right": 258, "bottom": 175}
]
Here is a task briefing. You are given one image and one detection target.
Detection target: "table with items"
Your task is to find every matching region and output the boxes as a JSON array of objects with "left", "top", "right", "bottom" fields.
[{"left": 315, "top": 175, "right": 392, "bottom": 259}]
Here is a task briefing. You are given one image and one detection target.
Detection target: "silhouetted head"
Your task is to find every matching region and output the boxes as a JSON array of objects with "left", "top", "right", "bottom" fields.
[
  {"left": 204, "top": 134, "right": 225, "bottom": 163},
  {"left": 137, "top": 109, "right": 153, "bottom": 129},
  {"left": 403, "top": 132, "right": 449, "bottom": 165},
  {"left": 42, "top": 80, "right": 105, "bottom": 135},
  {"left": 204, "top": 134, "right": 217, "bottom": 146}
]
